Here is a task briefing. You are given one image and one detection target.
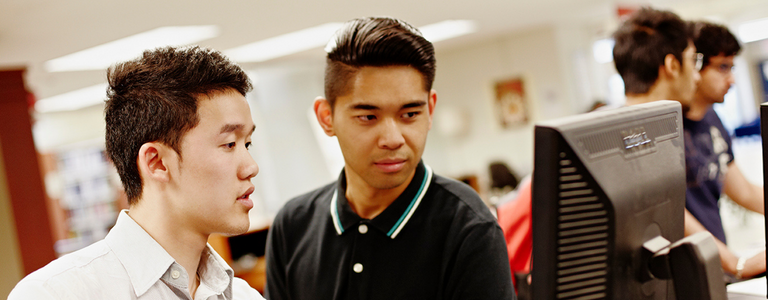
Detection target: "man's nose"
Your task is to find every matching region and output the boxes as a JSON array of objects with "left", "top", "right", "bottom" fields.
[
  {"left": 378, "top": 118, "right": 405, "bottom": 150},
  {"left": 240, "top": 151, "right": 259, "bottom": 180}
]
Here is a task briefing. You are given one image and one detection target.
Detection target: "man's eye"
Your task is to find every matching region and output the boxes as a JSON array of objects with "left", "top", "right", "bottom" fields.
[
  {"left": 358, "top": 115, "right": 376, "bottom": 121},
  {"left": 245, "top": 142, "right": 252, "bottom": 150},
  {"left": 225, "top": 142, "right": 236, "bottom": 149},
  {"left": 720, "top": 64, "right": 734, "bottom": 73},
  {"left": 403, "top": 111, "right": 420, "bottom": 118}
]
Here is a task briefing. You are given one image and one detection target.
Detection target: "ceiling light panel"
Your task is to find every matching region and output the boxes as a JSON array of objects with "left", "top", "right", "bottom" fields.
[
  {"left": 44, "top": 25, "right": 219, "bottom": 72},
  {"left": 225, "top": 20, "right": 477, "bottom": 63},
  {"left": 419, "top": 20, "right": 477, "bottom": 43},
  {"left": 224, "top": 23, "right": 344, "bottom": 63},
  {"left": 739, "top": 17, "right": 768, "bottom": 43},
  {"left": 34, "top": 83, "right": 108, "bottom": 113}
]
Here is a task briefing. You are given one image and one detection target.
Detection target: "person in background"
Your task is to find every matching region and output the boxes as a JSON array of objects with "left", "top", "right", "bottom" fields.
[
  {"left": 613, "top": 7, "right": 700, "bottom": 108},
  {"left": 683, "top": 20, "right": 766, "bottom": 280},
  {"left": 613, "top": 7, "right": 766, "bottom": 279},
  {"left": 264, "top": 16, "right": 515, "bottom": 300},
  {"left": 9, "top": 46, "right": 265, "bottom": 300},
  {"left": 489, "top": 162, "right": 520, "bottom": 192}
]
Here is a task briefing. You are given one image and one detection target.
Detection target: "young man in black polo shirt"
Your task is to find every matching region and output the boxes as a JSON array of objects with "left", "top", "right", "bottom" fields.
[{"left": 264, "top": 17, "right": 515, "bottom": 300}]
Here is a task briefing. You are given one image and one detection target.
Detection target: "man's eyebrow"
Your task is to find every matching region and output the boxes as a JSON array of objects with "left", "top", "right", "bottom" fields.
[
  {"left": 220, "top": 124, "right": 242, "bottom": 134},
  {"left": 348, "top": 100, "right": 427, "bottom": 111},
  {"left": 402, "top": 100, "right": 427, "bottom": 109},
  {"left": 220, "top": 124, "right": 256, "bottom": 135},
  {"left": 350, "top": 103, "right": 379, "bottom": 110}
]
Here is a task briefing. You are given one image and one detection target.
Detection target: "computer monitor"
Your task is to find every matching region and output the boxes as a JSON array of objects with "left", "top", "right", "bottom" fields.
[
  {"left": 531, "top": 100, "right": 685, "bottom": 299},
  {"left": 760, "top": 102, "right": 768, "bottom": 296}
]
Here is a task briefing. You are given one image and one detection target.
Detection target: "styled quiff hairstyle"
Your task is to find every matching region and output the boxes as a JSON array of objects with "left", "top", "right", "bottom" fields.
[
  {"left": 692, "top": 21, "right": 741, "bottom": 69},
  {"left": 324, "top": 16, "right": 436, "bottom": 109},
  {"left": 612, "top": 7, "right": 692, "bottom": 94},
  {"left": 105, "top": 46, "right": 252, "bottom": 205}
]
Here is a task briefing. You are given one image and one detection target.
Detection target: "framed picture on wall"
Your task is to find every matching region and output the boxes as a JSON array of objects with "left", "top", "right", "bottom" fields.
[{"left": 494, "top": 77, "right": 529, "bottom": 128}]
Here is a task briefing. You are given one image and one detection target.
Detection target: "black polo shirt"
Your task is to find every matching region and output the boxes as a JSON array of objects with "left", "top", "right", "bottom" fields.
[{"left": 265, "top": 161, "right": 515, "bottom": 300}]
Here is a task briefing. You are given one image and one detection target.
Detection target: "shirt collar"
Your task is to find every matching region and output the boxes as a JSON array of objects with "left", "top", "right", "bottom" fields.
[
  {"left": 192, "top": 245, "right": 235, "bottom": 297},
  {"left": 105, "top": 210, "right": 234, "bottom": 297},
  {"left": 330, "top": 161, "right": 433, "bottom": 239}
]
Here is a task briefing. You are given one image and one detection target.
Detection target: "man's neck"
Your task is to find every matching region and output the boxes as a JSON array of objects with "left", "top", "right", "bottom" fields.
[
  {"left": 128, "top": 198, "right": 207, "bottom": 298},
  {"left": 685, "top": 95, "right": 711, "bottom": 121},
  {"left": 625, "top": 92, "right": 666, "bottom": 107},
  {"left": 344, "top": 168, "right": 416, "bottom": 220},
  {"left": 625, "top": 80, "right": 676, "bottom": 107}
]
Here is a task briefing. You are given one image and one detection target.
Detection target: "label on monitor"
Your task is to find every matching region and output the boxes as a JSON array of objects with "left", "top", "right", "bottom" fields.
[{"left": 621, "top": 127, "right": 655, "bottom": 157}]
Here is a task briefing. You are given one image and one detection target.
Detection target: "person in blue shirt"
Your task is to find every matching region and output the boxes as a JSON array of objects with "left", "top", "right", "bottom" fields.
[
  {"left": 683, "top": 21, "right": 765, "bottom": 280},
  {"left": 613, "top": 8, "right": 766, "bottom": 280}
]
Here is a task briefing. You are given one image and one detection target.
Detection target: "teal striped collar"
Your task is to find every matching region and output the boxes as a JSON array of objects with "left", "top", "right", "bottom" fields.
[{"left": 330, "top": 164, "right": 433, "bottom": 239}]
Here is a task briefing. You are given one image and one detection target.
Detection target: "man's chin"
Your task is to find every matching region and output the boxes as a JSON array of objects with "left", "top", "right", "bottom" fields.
[
  {"left": 219, "top": 220, "right": 251, "bottom": 236},
  {"left": 369, "top": 180, "right": 406, "bottom": 190},
  {"left": 366, "top": 173, "right": 411, "bottom": 190}
]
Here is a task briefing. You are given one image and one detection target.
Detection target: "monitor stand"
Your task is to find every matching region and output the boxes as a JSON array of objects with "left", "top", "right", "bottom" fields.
[{"left": 642, "top": 232, "right": 727, "bottom": 300}]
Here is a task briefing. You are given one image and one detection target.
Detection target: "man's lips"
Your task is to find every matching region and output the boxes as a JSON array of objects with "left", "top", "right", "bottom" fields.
[
  {"left": 374, "top": 159, "right": 406, "bottom": 173},
  {"left": 237, "top": 186, "right": 255, "bottom": 209}
]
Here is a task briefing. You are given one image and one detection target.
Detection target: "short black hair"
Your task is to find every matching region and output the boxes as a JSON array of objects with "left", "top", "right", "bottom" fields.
[
  {"left": 324, "top": 16, "right": 436, "bottom": 109},
  {"left": 613, "top": 7, "right": 692, "bottom": 94},
  {"left": 692, "top": 21, "right": 741, "bottom": 69},
  {"left": 105, "top": 46, "right": 252, "bottom": 205}
]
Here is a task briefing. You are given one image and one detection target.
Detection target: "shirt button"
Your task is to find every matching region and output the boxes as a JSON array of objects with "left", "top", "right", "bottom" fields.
[
  {"left": 171, "top": 269, "right": 180, "bottom": 279},
  {"left": 358, "top": 224, "right": 368, "bottom": 234},
  {"left": 353, "top": 263, "right": 363, "bottom": 273}
]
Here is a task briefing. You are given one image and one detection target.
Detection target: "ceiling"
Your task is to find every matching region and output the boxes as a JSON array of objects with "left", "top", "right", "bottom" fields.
[{"left": 2, "top": 0, "right": 768, "bottom": 100}]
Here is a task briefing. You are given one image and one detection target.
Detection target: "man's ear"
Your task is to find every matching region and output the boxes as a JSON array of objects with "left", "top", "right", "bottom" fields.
[
  {"left": 314, "top": 96, "right": 335, "bottom": 136},
  {"left": 427, "top": 89, "right": 437, "bottom": 130},
  {"left": 137, "top": 142, "right": 171, "bottom": 183},
  {"left": 663, "top": 53, "right": 682, "bottom": 78}
]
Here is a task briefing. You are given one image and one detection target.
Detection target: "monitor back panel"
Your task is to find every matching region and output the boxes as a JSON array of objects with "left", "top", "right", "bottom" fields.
[{"left": 532, "top": 101, "right": 685, "bottom": 300}]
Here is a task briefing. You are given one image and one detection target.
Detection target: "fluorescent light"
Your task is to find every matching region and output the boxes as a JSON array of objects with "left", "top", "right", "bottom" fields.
[
  {"left": 738, "top": 18, "right": 768, "bottom": 43},
  {"left": 226, "top": 20, "right": 477, "bottom": 63},
  {"left": 35, "top": 84, "right": 108, "bottom": 113},
  {"left": 224, "top": 23, "right": 344, "bottom": 63},
  {"left": 419, "top": 20, "right": 477, "bottom": 43},
  {"left": 592, "top": 38, "right": 615, "bottom": 64},
  {"left": 44, "top": 26, "right": 219, "bottom": 72}
]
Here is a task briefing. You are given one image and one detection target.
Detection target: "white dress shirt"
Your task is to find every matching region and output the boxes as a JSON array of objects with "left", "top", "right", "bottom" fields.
[{"left": 8, "top": 210, "right": 265, "bottom": 300}]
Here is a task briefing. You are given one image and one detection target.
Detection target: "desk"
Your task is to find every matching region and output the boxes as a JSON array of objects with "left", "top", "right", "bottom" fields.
[{"left": 728, "top": 277, "right": 766, "bottom": 299}]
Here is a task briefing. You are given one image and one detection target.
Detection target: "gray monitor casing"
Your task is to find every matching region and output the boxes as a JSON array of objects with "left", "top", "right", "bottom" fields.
[{"left": 532, "top": 100, "right": 685, "bottom": 299}]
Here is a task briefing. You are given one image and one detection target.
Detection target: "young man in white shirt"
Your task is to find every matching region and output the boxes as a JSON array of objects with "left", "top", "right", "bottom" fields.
[{"left": 9, "top": 46, "right": 265, "bottom": 300}]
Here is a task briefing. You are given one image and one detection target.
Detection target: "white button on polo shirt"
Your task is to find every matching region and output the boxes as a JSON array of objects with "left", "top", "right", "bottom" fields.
[
  {"left": 353, "top": 263, "right": 363, "bottom": 273},
  {"left": 358, "top": 224, "right": 368, "bottom": 234}
]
